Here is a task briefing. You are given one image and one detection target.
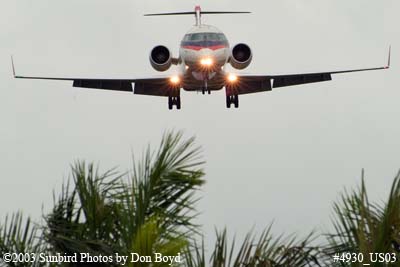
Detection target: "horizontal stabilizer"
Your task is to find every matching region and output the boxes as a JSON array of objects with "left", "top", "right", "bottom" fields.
[
  {"left": 145, "top": 6, "right": 250, "bottom": 25},
  {"left": 144, "top": 11, "right": 251, "bottom": 16}
]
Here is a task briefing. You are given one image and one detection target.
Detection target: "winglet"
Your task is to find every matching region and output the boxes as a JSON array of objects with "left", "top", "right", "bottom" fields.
[
  {"left": 385, "top": 45, "right": 391, "bottom": 69},
  {"left": 11, "top": 55, "right": 16, "bottom": 77}
]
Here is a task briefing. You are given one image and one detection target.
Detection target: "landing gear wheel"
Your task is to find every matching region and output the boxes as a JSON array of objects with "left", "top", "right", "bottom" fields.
[
  {"left": 168, "top": 96, "right": 173, "bottom": 110},
  {"left": 226, "top": 95, "right": 239, "bottom": 109},
  {"left": 226, "top": 95, "right": 231, "bottom": 108},
  {"left": 202, "top": 88, "right": 206, "bottom": 95},
  {"left": 208, "top": 89, "right": 211, "bottom": 94},
  {"left": 234, "top": 95, "right": 239, "bottom": 108},
  {"left": 168, "top": 96, "right": 181, "bottom": 110},
  {"left": 176, "top": 96, "right": 181, "bottom": 110}
]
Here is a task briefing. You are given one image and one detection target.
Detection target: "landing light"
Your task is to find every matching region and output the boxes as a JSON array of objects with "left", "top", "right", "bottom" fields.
[
  {"left": 227, "top": 74, "right": 238, "bottom": 83},
  {"left": 170, "top": 76, "right": 180, "bottom": 85},
  {"left": 200, "top": 57, "right": 213, "bottom": 67}
]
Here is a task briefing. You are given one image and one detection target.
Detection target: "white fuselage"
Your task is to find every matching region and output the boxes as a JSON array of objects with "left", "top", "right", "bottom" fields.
[{"left": 178, "top": 25, "right": 230, "bottom": 90}]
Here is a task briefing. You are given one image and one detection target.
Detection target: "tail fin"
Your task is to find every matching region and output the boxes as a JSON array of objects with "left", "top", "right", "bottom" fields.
[{"left": 144, "top": 5, "right": 251, "bottom": 26}]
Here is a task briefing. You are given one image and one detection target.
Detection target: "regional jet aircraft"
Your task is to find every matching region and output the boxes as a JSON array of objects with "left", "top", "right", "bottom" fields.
[{"left": 13, "top": 6, "right": 390, "bottom": 109}]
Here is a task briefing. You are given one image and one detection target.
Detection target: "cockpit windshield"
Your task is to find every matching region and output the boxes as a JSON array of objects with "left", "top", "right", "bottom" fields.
[
  {"left": 183, "top": 33, "right": 227, "bottom": 42},
  {"left": 181, "top": 32, "right": 229, "bottom": 47}
]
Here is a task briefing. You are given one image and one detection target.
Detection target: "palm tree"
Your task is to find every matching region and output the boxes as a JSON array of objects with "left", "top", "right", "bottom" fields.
[
  {"left": 324, "top": 170, "right": 400, "bottom": 267},
  {"left": 5, "top": 131, "right": 399, "bottom": 267},
  {"left": 185, "top": 228, "right": 321, "bottom": 267},
  {"left": 42, "top": 131, "right": 205, "bottom": 266},
  {"left": 0, "top": 130, "right": 323, "bottom": 267},
  {"left": 0, "top": 212, "right": 46, "bottom": 267}
]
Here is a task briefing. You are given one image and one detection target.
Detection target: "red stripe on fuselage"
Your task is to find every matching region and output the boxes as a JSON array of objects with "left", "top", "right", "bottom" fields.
[{"left": 182, "top": 45, "right": 227, "bottom": 51}]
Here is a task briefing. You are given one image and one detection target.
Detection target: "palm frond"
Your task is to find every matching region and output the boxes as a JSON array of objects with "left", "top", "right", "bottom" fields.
[
  {"left": 117, "top": 130, "right": 205, "bottom": 252},
  {"left": 185, "top": 227, "right": 320, "bottom": 267},
  {"left": 42, "top": 131, "right": 205, "bottom": 265},
  {"left": 324, "top": 170, "right": 400, "bottom": 266},
  {"left": 128, "top": 216, "right": 187, "bottom": 267},
  {"left": 0, "top": 212, "right": 45, "bottom": 267},
  {"left": 44, "top": 162, "right": 123, "bottom": 266}
]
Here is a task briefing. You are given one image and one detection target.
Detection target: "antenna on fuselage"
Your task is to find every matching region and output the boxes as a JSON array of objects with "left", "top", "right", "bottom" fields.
[{"left": 144, "top": 6, "right": 251, "bottom": 26}]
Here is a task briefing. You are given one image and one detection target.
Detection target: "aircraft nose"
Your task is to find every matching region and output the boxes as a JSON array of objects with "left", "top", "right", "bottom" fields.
[
  {"left": 198, "top": 48, "right": 213, "bottom": 57},
  {"left": 197, "top": 49, "right": 215, "bottom": 67}
]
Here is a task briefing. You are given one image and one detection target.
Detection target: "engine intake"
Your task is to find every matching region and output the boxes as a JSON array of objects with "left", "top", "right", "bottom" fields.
[
  {"left": 230, "top": 43, "right": 252, "bottom": 70},
  {"left": 150, "top": 45, "right": 172, "bottom": 72}
]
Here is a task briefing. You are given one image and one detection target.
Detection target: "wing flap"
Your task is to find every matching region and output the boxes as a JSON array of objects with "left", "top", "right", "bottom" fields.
[
  {"left": 72, "top": 78, "right": 174, "bottom": 96},
  {"left": 73, "top": 79, "right": 133, "bottom": 91},
  {"left": 228, "top": 76, "right": 272, "bottom": 95},
  {"left": 134, "top": 78, "right": 177, "bottom": 97},
  {"left": 272, "top": 73, "right": 332, "bottom": 88}
]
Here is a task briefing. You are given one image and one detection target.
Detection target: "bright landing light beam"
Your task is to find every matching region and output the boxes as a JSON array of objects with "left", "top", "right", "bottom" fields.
[
  {"left": 200, "top": 57, "right": 214, "bottom": 67},
  {"left": 227, "top": 74, "right": 238, "bottom": 83},
  {"left": 170, "top": 76, "right": 181, "bottom": 85}
]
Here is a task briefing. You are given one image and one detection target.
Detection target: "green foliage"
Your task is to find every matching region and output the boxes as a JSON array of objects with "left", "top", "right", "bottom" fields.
[
  {"left": 2, "top": 130, "right": 400, "bottom": 267},
  {"left": 42, "top": 131, "right": 205, "bottom": 266},
  {"left": 185, "top": 227, "right": 320, "bottom": 267},
  {"left": 325, "top": 170, "right": 400, "bottom": 266},
  {"left": 117, "top": 131, "right": 205, "bottom": 256},
  {"left": 44, "top": 163, "right": 122, "bottom": 266},
  {"left": 0, "top": 212, "right": 45, "bottom": 267},
  {"left": 129, "top": 217, "right": 187, "bottom": 267}
]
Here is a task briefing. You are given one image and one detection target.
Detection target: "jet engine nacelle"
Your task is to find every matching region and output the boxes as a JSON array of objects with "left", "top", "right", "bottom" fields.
[
  {"left": 150, "top": 45, "right": 172, "bottom": 72},
  {"left": 230, "top": 43, "right": 252, "bottom": 70}
]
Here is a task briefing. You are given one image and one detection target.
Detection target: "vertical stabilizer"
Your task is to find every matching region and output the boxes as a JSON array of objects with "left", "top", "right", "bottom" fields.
[{"left": 195, "top": 5, "right": 201, "bottom": 26}]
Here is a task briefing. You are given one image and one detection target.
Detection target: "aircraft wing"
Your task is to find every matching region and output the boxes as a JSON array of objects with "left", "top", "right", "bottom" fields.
[
  {"left": 271, "top": 65, "right": 389, "bottom": 88},
  {"left": 235, "top": 47, "right": 391, "bottom": 94},
  {"left": 12, "top": 65, "right": 176, "bottom": 97},
  {"left": 15, "top": 75, "right": 175, "bottom": 97},
  {"left": 234, "top": 66, "right": 387, "bottom": 95}
]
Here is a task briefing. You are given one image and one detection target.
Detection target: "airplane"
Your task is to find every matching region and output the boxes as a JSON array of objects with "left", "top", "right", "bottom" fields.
[{"left": 13, "top": 5, "right": 390, "bottom": 110}]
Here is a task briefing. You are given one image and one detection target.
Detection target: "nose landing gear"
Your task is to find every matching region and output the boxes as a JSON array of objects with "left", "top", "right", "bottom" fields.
[{"left": 201, "top": 78, "right": 211, "bottom": 95}]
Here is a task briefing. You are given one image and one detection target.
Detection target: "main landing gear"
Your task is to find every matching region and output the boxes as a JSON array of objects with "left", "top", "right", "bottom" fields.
[
  {"left": 168, "top": 96, "right": 181, "bottom": 110},
  {"left": 202, "top": 88, "right": 211, "bottom": 94},
  {"left": 226, "top": 94, "right": 239, "bottom": 108}
]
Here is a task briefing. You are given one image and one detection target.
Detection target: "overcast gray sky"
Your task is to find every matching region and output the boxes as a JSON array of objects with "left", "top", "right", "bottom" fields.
[{"left": 1, "top": 0, "right": 399, "bottom": 250}]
